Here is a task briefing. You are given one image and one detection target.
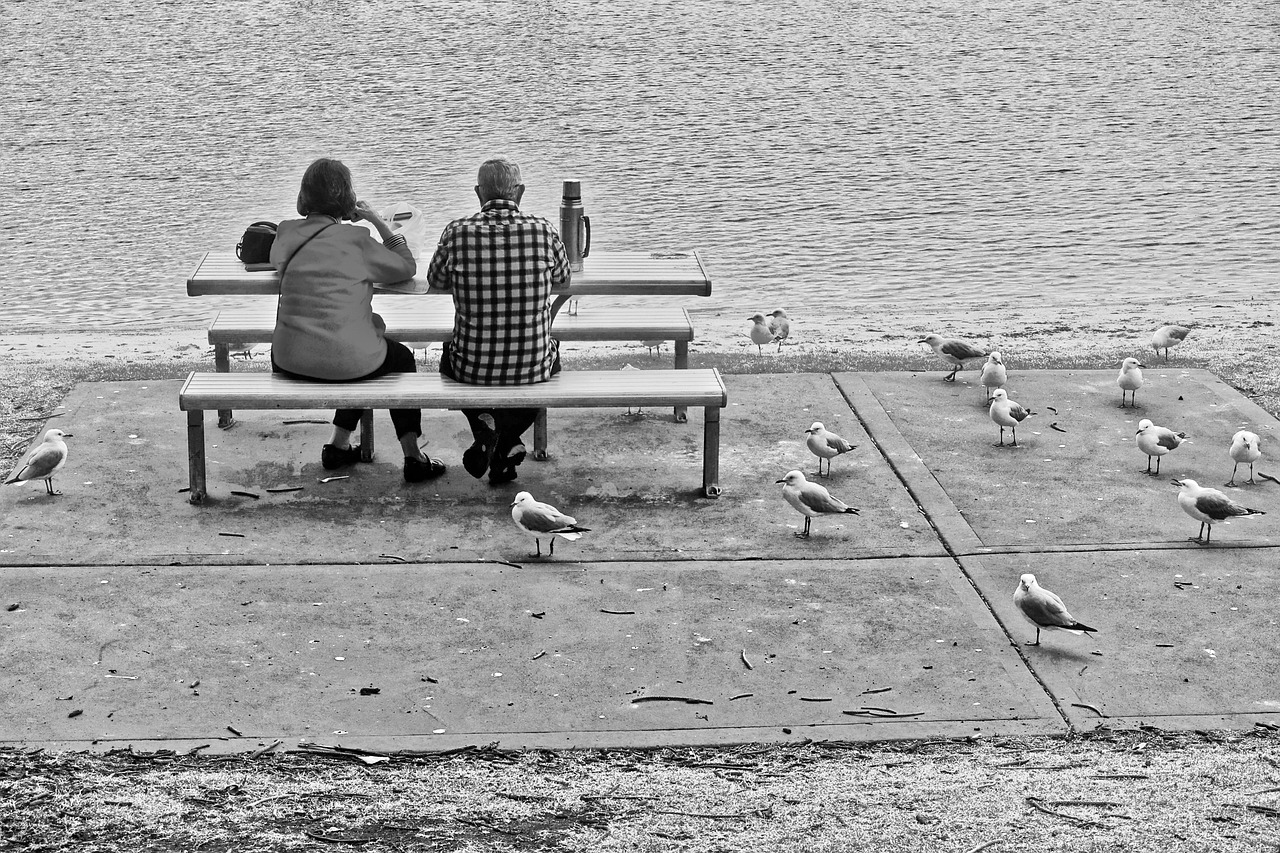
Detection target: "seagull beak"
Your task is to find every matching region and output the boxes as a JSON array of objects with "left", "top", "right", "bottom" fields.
[
  {"left": 804, "top": 429, "right": 815, "bottom": 434},
  {"left": 775, "top": 477, "right": 787, "bottom": 484},
  {"left": 1171, "top": 479, "right": 1183, "bottom": 486}
]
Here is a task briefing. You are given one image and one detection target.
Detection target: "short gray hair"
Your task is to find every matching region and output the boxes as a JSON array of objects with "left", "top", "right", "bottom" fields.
[{"left": 477, "top": 157, "right": 522, "bottom": 200}]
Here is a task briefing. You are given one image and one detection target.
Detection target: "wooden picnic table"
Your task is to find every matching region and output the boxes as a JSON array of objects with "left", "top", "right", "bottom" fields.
[{"left": 186, "top": 250, "right": 713, "bottom": 317}]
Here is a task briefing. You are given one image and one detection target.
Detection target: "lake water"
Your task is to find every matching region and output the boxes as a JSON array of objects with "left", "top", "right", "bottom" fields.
[{"left": 3, "top": 0, "right": 1278, "bottom": 334}]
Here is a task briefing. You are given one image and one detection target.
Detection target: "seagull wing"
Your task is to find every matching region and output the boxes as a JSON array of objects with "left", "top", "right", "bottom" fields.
[
  {"left": 798, "top": 483, "right": 857, "bottom": 515},
  {"left": 8, "top": 444, "right": 65, "bottom": 483},
  {"left": 824, "top": 432, "right": 856, "bottom": 453},
  {"left": 1155, "top": 430, "right": 1183, "bottom": 451},
  {"left": 516, "top": 501, "right": 579, "bottom": 534},
  {"left": 940, "top": 340, "right": 986, "bottom": 361},
  {"left": 1008, "top": 402, "right": 1032, "bottom": 422},
  {"left": 1018, "top": 586, "right": 1084, "bottom": 629}
]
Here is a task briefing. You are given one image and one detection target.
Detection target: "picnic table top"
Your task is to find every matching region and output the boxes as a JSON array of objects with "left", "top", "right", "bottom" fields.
[{"left": 186, "top": 250, "right": 712, "bottom": 297}]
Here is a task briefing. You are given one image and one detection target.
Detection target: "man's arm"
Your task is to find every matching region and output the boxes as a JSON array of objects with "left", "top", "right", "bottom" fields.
[
  {"left": 548, "top": 225, "right": 571, "bottom": 291},
  {"left": 425, "top": 227, "right": 454, "bottom": 293}
]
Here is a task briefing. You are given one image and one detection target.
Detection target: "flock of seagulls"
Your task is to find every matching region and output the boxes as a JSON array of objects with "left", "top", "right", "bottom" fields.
[
  {"left": 917, "top": 323, "right": 1271, "bottom": 645},
  {"left": 746, "top": 310, "right": 791, "bottom": 354}
]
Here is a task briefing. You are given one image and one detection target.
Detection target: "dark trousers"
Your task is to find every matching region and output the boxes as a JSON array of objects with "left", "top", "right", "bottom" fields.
[
  {"left": 439, "top": 342, "right": 560, "bottom": 459},
  {"left": 273, "top": 338, "right": 422, "bottom": 439}
]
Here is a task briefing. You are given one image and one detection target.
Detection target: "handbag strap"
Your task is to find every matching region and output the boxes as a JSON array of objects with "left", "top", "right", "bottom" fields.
[{"left": 278, "top": 222, "right": 336, "bottom": 272}]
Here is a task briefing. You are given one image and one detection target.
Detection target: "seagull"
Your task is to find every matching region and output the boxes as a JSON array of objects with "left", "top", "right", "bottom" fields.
[
  {"left": 641, "top": 339, "right": 665, "bottom": 357},
  {"left": 805, "top": 421, "right": 857, "bottom": 478},
  {"left": 1173, "top": 478, "right": 1266, "bottom": 545},
  {"left": 1227, "top": 430, "right": 1262, "bottom": 487},
  {"left": 510, "top": 491, "right": 591, "bottom": 557},
  {"left": 1135, "top": 418, "right": 1189, "bottom": 476},
  {"left": 767, "top": 310, "right": 791, "bottom": 351},
  {"left": 1012, "top": 573, "right": 1098, "bottom": 647},
  {"left": 979, "top": 352, "right": 1007, "bottom": 401},
  {"left": 4, "top": 429, "right": 71, "bottom": 496},
  {"left": 1116, "top": 357, "right": 1146, "bottom": 408},
  {"left": 621, "top": 363, "right": 644, "bottom": 415},
  {"left": 988, "top": 388, "right": 1034, "bottom": 447},
  {"left": 1152, "top": 325, "right": 1190, "bottom": 361},
  {"left": 918, "top": 334, "right": 987, "bottom": 382},
  {"left": 748, "top": 314, "right": 774, "bottom": 354},
  {"left": 776, "top": 470, "right": 859, "bottom": 538}
]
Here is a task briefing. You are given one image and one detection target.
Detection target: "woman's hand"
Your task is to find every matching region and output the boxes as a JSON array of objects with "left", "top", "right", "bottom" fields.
[
  {"left": 351, "top": 200, "right": 382, "bottom": 223},
  {"left": 352, "top": 201, "right": 396, "bottom": 239}
]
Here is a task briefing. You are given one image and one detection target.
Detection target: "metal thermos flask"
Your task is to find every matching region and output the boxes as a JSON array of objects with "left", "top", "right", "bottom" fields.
[{"left": 559, "top": 180, "right": 590, "bottom": 272}]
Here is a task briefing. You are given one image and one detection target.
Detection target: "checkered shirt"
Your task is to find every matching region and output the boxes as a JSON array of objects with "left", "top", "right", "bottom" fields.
[{"left": 426, "top": 198, "right": 569, "bottom": 384}]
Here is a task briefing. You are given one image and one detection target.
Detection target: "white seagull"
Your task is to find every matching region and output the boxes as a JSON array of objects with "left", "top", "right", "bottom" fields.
[
  {"left": 510, "top": 491, "right": 591, "bottom": 557},
  {"left": 1152, "top": 325, "right": 1190, "bottom": 361},
  {"left": 918, "top": 334, "right": 987, "bottom": 382},
  {"left": 5, "top": 429, "right": 71, "bottom": 496},
  {"left": 1173, "top": 478, "right": 1266, "bottom": 545},
  {"left": 1013, "top": 573, "right": 1098, "bottom": 647},
  {"left": 988, "top": 388, "right": 1034, "bottom": 447},
  {"left": 767, "top": 310, "right": 791, "bottom": 351},
  {"left": 1135, "top": 418, "right": 1189, "bottom": 476},
  {"left": 1227, "top": 430, "right": 1262, "bottom": 487},
  {"left": 979, "top": 352, "right": 1007, "bottom": 402},
  {"left": 1116, "top": 357, "right": 1146, "bottom": 408},
  {"left": 748, "top": 314, "right": 774, "bottom": 355},
  {"left": 805, "top": 421, "right": 857, "bottom": 478},
  {"left": 776, "top": 470, "right": 859, "bottom": 538}
]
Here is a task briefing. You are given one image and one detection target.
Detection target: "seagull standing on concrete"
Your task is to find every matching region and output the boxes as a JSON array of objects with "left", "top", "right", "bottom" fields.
[
  {"left": 918, "top": 334, "right": 987, "bottom": 382},
  {"left": 988, "top": 388, "right": 1034, "bottom": 447},
  {"left": 1173, "top": 478, "right": 1266, "bottom": 545},
  {"left": 1152, "top": 325, "right": 1190, "bottom": 361},
  {"left": 979, "top": 352, "right": 1007, "bottom": 402},
  {"left": 805, "top": 421, "right": 857, "bottom": 478},
  {"left": 1117, "top": 357, "right": 1146, "bottom": 408},
  {"left": 1227, "top": 430, "right": 1262, "bottom": 487},
  {"left": 4, "top": 429, "right": 71, "bottom": 496},
  {"left": 510, "top": 491, "right": 591, "bottom": 557},
  {"left": 1135, "top": 418, "right": 1189, "bottom": 476},
  {"left": 748, "top": 314, "right": 774, "bottom": 355},
  {"left": 776, "top": 470, "right": 859, "bottom": 538},
  {"left": 767, "top": 310, "right": 791, "bottom": 351},
  {"left": 1013, "top": 573, "right": 1098, "bottom": 647}
]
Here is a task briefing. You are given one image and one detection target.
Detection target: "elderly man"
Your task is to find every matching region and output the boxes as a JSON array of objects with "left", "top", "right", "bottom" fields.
[{"left": 427, "top": 157, "right": 570, "bottom": 485}]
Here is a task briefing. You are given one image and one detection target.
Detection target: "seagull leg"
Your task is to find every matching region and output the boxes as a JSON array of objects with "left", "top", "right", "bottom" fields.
[
  {"left": 1153, "top": 456, "right": 1161, "bottom": 476},
  {"left": 1226, "top": 462, "right": 1239, "bottom": 487},
  {"left": 794, "top": 517, "right": 812, "bottom": 539},
  {"left": 944, "top": 365, "right": 958, "bottom": 382},
  {"left": 44, "top": 478, "right": 60, "bottom": 496},
  {"left": 1189, "top": 522, "right": 1209, "bottom": 545},
  {"left": 1145, "top": 456, "right": 1154, "bottom": 476},
  {"left": 534, "top": 539, "right": 544, "bottom": 558},
  {"left": 993, "top": 427, "right": 1006, "bottom": 447},
  {"left": 1248, "top": 463, "right": 1258, "bottom": 486},
  {"left": 549, "top": 538, "right": 556, "bottom": 556},
  {"left": 1010, "top": 427, "right": 1018, "bottom": 447},
  {"left": 1024, "top": 627, "right": 1041, "bottom": 647}
]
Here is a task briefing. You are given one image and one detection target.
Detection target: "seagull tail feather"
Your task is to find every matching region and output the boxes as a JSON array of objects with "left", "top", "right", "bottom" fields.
[
  {"left": 1062, "top": 622, "right": 1097, "bottom": 634},
  {"left": 843, "top": 507, "right": 860, "bottom": 515}
]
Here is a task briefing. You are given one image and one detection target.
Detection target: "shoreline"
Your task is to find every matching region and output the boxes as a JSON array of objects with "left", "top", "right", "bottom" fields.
[{"left": 5, "top": 296, "right": 1275, "bottom": 365}]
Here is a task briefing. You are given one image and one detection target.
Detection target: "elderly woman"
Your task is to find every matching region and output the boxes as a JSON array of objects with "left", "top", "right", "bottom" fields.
[{"left": 271, "top": 157, "right": 445, "bottom": 482}]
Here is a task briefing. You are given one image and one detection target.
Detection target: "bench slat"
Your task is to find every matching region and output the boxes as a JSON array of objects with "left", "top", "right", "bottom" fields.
[
  {"left": 179, "top": 369, "right": 727, "bottom": 412},
  {"left": 209, "top": 303, "right": 695, "bottom": 344}
]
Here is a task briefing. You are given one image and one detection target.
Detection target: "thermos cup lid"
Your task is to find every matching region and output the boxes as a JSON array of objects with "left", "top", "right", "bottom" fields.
[{"left": 561, "top": 179, "right": 581, "bottom": 199}]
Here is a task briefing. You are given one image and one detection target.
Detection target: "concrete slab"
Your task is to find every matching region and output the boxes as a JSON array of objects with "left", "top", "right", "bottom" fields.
[
  {"left": 962, "top": 549, "right": 1280, "bottom": 732},
  {"left": 845, "top": 369, "right": 1279, "bottom": 550},
  {"left": 0, "top": 559, "right": 1060, "bottom": 752},
  {"left": 1, "top": 375, "right": 943, "bottom": 566},
  {"left": 4, "top": 370, "right": 1279, "bottom": 752}
]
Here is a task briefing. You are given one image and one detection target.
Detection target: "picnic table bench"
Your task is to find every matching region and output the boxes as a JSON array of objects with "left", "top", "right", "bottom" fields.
[
  {"left": 179, "top": 368, "right": 728, "bottom": 502},
  {"left": 188, "top": 249, "right": 713, "bottom": 426}
]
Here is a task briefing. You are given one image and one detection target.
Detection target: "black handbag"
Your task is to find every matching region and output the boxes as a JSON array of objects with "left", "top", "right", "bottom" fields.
[{"left": 236, "top": 221, "right": 278, "bottom": 265}]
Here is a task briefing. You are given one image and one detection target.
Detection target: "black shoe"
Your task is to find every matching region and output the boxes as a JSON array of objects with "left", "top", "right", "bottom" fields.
[
  {"left": 505, "top": 444, "right": 527, "bottom": 467},
  {"left": 321, "top": 444, "right": 362, "bottom": 470},
  {"left": 463, "top": 415, "right": 498, "bottom": 479},
  {"left": 462, "top": 441, "right": 493, "bottom": 479},
  {"left": 404, "top": 456, "right": 447, "bottom": 483}
]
